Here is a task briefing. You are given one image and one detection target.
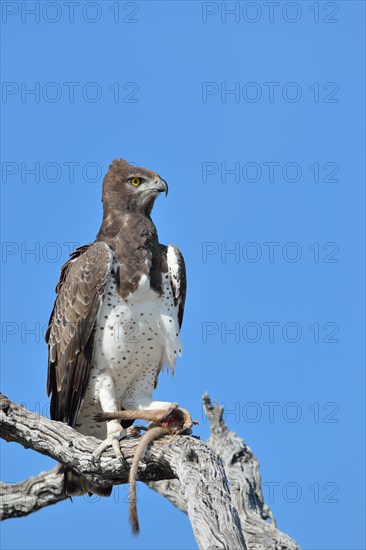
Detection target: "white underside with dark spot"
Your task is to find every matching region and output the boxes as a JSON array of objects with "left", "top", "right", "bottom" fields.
[{"left": 75, "top": 248, "right": 182, "bottom": 440}]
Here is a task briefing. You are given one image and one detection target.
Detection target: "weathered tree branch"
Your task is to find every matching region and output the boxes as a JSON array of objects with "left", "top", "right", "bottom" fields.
[
  {"left": 0, "top": 466, "right": 66, "bottom": 519},
  {"left": 0, "top": 392, "right": 300, "bottom": 549},
  {"left": 0, "top": 393, "right": 245, "bottom": 549},
  {"left": 203, "top": 394, "right": 300, "bottom": 550},
  {"left": 147, "top": 395, "right": 300, "bottom": 550}
]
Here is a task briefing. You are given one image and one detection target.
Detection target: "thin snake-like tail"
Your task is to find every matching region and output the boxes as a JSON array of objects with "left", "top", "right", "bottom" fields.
[{"left": 129, "top": 425, "right": 170, "bottom": 534}]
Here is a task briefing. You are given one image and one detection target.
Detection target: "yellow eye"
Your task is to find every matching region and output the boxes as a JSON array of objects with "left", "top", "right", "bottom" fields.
[{"left": 130, "top": 177, "right": 141, "bottom": 187}]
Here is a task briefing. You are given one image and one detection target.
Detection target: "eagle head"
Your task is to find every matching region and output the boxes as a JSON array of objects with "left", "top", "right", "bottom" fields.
[{"left": 101, "top": 158, "right": 168, "bottom": 216}]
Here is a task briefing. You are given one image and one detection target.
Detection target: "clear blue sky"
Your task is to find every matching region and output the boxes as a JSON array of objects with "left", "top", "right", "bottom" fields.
[{"left": 1, "top": 1, "right": 365, "bottom": 549}]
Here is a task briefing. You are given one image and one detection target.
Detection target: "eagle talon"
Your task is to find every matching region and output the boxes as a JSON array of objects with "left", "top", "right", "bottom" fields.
[
  {"left": 119, "top": 455, "right": 128, "bottom": 467},
  {"left": 92, "top": 429, "right": 128, "bottom": 464},
  {"left": 91, "top": 454, "right": 101, "bottom": 467}
]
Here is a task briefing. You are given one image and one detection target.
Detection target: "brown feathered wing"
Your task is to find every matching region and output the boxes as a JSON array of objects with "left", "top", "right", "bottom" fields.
[{"left": 46, "top": 241, "right": 113, "bottom": 427}]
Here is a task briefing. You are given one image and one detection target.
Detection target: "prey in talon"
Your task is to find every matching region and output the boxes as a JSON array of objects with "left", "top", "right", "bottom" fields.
[
  {"left": 46, "top": 158, "right": 193, "bottom": 499},
  {"left": 95, "top": 407, "right": 198, "bottom": 534},
  {"left": 95, "top": 404, "right": 196, "bottom": 434}
]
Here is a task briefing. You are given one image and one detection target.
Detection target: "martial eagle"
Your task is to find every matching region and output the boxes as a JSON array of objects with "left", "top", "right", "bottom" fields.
[{"left": 46, "top": 159, "right": 190, "bottom": 496}]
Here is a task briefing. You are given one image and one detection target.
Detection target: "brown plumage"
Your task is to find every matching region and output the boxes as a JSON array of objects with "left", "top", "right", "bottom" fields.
[
  {"left": 46, "top": 242, "right": 113, "bottom": 426},
  {"left": 45, "top": 159, "right": 187, "bottom": 497}
]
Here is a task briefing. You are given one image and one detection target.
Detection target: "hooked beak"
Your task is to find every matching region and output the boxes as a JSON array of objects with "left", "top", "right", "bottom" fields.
[{"left": 152, "top": 177, "right": 168, "bottom": 197}]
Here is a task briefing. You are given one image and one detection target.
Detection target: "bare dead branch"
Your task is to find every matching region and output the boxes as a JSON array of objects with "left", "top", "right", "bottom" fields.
[
  {"left": 147, "top": 396, "right": 300, "bottom": 550},
  {"left": 203, "top": 394, "right": 300, "bottom": 550},
  {"left": 0, "top": 393, "right": 246, "bottom": 549},
  {"left": 0, "top": 392, "right": 300, "bottom": 549},
  {"left": 0, "top": 466, "right": 66, "bottom": 519}
]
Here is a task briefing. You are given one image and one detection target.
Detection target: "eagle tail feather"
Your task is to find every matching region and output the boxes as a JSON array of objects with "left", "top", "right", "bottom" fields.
[{"left": 64, "top": 467, "right": 112, "bottom": 497}]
